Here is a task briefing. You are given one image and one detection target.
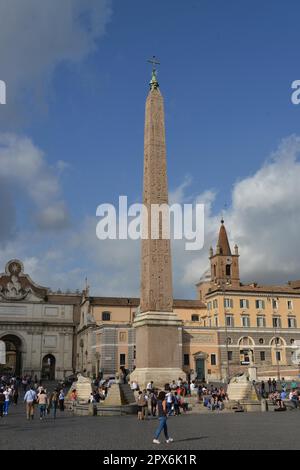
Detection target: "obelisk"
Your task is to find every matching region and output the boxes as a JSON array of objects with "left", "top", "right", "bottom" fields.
[{"left": 130, "top": 59, "right": 185, "bottom": 389}]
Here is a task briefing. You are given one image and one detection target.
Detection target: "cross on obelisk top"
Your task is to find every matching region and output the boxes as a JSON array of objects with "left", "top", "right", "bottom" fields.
[
  {"left": 148, "top": 56, "right": 160, "bottom": 89},
  {"left": 147, "top": 55, "right": 160, "bottom": 72}
]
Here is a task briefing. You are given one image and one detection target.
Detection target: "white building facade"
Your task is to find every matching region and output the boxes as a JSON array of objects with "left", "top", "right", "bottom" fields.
[{"left": 0, "top": 260, "right": 81, "bottom": 380}]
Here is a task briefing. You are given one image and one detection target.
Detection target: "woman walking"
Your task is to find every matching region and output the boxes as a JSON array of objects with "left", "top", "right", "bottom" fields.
[
  {"left": 153, "top": 391, "right": 173, "bottom": 444},
  {"left": 37, "top": 390, "right": 48, "bottom": 420},
  {"left": 49, "top": 388, "right": 59, "bottom": 419}
]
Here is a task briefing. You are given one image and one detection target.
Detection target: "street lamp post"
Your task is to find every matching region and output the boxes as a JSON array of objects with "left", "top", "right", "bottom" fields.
[{"left": 222, "top": 282, "right": 230, "bottom": 383}]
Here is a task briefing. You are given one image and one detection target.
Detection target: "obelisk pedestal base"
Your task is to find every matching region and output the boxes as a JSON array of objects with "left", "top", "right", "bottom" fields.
[
  {"left": 130, "top": 311, "right": 186, "bottom": 390},
  {"left": 130, "top": 367, "right": 186, "bottom": 391}
]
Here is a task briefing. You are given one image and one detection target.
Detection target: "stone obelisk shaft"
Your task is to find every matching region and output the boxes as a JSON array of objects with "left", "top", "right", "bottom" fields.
[
  {"left": 130, "top": 69, "right": 185, "bottom": 389},
  {"left": 140, "top": 86, "right": 173, "bottom": 313}
]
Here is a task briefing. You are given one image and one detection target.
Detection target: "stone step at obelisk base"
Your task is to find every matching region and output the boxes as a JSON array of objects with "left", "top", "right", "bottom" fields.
[
  {"left": 66, "top": 373, "right": 92, "bottom": 403},
  {"left": 101, "top": 383, "right": 136, "bottom": 407},
  {"left": 226, "top": 382, "right": 259, "bottom": 401}
]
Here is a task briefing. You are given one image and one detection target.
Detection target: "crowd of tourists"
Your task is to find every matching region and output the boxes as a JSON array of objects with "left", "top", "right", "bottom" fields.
[
  {"left": 130, "top": 378, "right": 229, "bottom": 417},
  {"left": 255, "top": 377, "right": 300, "bottom": 411},
  {"left": 0, "top": 374, "right": 68, "bottom": 420}
]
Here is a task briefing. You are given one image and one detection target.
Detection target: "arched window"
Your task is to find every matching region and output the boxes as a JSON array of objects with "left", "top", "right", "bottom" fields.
[
  {"left": 226, "top": 264, "right": 231, "bottom": 276},
  {"left": 238, "top": 336, "right": 254, "bottom": 346},
  {"left": 102, "top": 311, "right": 111, "bottom": 321},
  {"left": 271, "top": 337, "right": 284, "bottom": 346}
]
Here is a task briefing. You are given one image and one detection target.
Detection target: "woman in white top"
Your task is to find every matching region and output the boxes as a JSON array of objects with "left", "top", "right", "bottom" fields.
[{"left": 3, "top": 387, "right": 11, "bottom": 415}]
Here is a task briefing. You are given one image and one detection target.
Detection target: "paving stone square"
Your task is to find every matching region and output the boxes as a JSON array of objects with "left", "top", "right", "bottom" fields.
[{"left": 1, "top": 404, "right": 300, "bottom": 450}]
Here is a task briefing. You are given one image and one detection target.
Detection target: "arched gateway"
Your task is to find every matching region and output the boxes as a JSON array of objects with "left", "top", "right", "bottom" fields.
[
  {"left": 0, "top": 334, "right": 22, "bottom": 376},
  {"left": 41, "top": 354, "right": 56, "bottom": 380}
]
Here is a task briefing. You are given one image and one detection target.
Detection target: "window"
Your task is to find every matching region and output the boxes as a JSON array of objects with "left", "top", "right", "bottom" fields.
[
  {"left": 239, "top": 336, "right": 253, "bottom": 346},
  {"left": 227, "top": 351, "right": 233, "bottom": 361},
  {"left": 273, "top": 317, "right": 281, "bottom": 328},
  {"left": 208, "top": 318, "right": 212, "bottom": 327},
  {"left": 226, "top": 264, "right": 231, "bottom": 276},
  {"left": 214, "top": 316, "right": 218, "bottom": 327},
  {"left": 102, "top": 311, "right": 111, "bottom": 321},
  {"left": 272, "top": 299, "right": 278, "bottom": 310},
  {"left": 207, "top": 302, "right": 212, "bottom": 311},
  {"left": 257, "top": 316, "right": 266, "bottom": 327},
  {"left": 240, "top": 299, "right": 249, "bottom": 309},
  {"left": 211, "top": 354, "right": 216, "bottom": 366},
  {"left": 288, "top": 317, "right": 296, "bottom": 328},
  {"left": 226, "top": 315, "right": 234, "bottom": 327},
  {"left": 241, "top": 316, "right": 250, "bottom": 327},
  {"left": 260, "top": 351, "right": 265, "bottom": 361},
  {"left": 224, "top": 298, "right": 233, "bottom": 309},
  {"left": 183, "top": 354, "right": 190, "bottom": 366},
  {"left": 191, "top": 314, "right": 199, "bottom": 322},
  {"left": 271, "top": 337, "right": 283, "bottom": 346},
  {"left": 213, "top": 299, "right": 218, "bottom": 309},
  {"left": 119, "top": 332, "right": 127, "bottom": 342},
  {"left": 276, "top": 351, "right": 281, "bottom": 362},
  {"left": 287, "top": 300, "right": 293, "bottom": 310},
  {"left": 120, "top": 354, "right": 126, "bottom": 366},
  {"left": 255, "top": 299, "right": 265, "bottom": 309}
]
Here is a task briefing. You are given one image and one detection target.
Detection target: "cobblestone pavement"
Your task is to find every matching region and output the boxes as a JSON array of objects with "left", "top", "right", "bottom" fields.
[{"left": 1, "top": 403, "right": 300, "bottom": 450}]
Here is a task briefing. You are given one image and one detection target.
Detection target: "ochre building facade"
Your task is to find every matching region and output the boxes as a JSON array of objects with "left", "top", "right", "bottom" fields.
[{"left": 76, "top": 220, "right": 300, "bottom": 383}]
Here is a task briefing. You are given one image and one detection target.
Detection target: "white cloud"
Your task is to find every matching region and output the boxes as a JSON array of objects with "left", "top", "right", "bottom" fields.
[
  {"left": 0, "top": 133, "right": 70, "bottom": 234},
  {"left": 1, "top": 134, "right": 300, "bottom": 298},
  {"left": 182, "top": 134, "right": 300, "bottom": 290},
  {"left": 0, "top": 0, "right": 112, "bottom": 120}
]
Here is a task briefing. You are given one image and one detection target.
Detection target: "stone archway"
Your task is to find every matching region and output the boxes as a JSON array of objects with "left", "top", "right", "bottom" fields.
[
  {"left": 0, "top": 334, "right": 22, "bottom": 376},
  {"left": 41, "top": 354, "right": 56, "bottom": 380}
]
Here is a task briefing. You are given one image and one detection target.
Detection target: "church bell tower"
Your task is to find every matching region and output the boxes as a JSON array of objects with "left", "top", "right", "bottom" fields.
[{"left": 210, "top": 219, "right": 240, "bottom": 287}]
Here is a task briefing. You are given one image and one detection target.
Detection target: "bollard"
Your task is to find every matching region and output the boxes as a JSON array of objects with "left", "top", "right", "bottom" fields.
[{"left": 261, "top": 399, "right": 268, "bottom": 412}]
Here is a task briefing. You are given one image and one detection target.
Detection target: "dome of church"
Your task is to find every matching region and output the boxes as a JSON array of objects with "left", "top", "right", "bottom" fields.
[{"left": 198, "top": 267, "right": 211, "bottom": 283}]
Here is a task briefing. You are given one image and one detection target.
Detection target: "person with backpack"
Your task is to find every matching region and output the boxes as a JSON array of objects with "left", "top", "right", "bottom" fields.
[
  {"left": 49, "top": 389, "right": 59, "bottom": 419},
  {"left": 37, "top": 390, "right": 48, "bottom": 420},
  {"left": 153, "top": 391, "right": 174, "bottom": 445},
  {"left": 24, "top": 386, "right": 37, "bottom": 420},
  {"left": 136, "top": 390, "right": 146, "bottom": 420}
]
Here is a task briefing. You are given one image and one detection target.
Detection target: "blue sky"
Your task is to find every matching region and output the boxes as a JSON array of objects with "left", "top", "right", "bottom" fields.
[{"left": 0, "top": 0, "right": 300, "bottom": 297}]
